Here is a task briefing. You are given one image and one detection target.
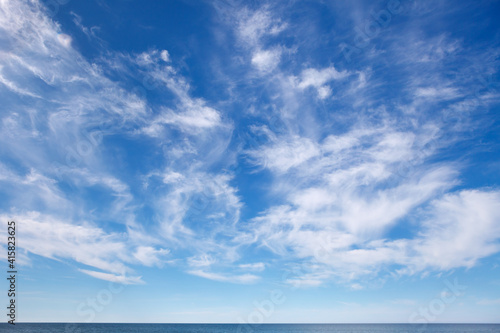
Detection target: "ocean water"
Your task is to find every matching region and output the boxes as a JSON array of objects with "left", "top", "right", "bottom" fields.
[{"left": 0, "top": 324, "right": 499, "bottom": 333}]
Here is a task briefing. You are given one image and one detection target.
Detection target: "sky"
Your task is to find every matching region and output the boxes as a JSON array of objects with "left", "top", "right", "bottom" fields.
[{"left": 0, "top": 0, "right": 500, "bottom": 324}]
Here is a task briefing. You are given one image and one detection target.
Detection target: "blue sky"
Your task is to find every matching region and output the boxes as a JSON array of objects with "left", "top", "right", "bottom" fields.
[{"left": 1, "top": 0, "right": 500, "bottom": 324}]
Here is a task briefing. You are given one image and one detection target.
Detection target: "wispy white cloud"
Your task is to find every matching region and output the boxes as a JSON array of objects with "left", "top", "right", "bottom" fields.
[
  {"left": 414, "top": 87, "right": 461, "bottom": 100},
  {"left": 236, "top": 6, "right": 287, "bottom": 47},
  {"left": 215, "top": 1, "right": 500, "bottom": 288},
  {"left": 133, "top": 246, "right": 170, "bottom": 267},
  {"left": 188, "top": 255, "right": 217, "bottom": 267},
  {"left": 251, "top": 186, "right": 500, "bottom": 284},
  {"left": 251, "top": 48, "right": 282, "bottom": 72},
  {"left": 79, "top": 269, "right": 144, "bottom": 285},
  {"left": 144, "top": 104, "right": 222, "bottom": 134},
  {"left": 231, "top": 5, "right": 287, "bottom": 73},
  {"left": 238, "top": 262, "right": 266, "bottom": 272},
  {"left": 243, "top": 92, "right": 498, "bottom": 285},
  {"left": 409, "top": 190, "right": 500, "bottom": 272},
  {"left": 247, "top": 134, "right": 320, "bottom": 173},
  {"left": 0, "top": 68, "right": 41, "bottom": 97},
  {"left": 0, "top": 211, "right": 165, "bottom": 283},
  {"left": 285, "top": 275, "right": 325, "bottom": 288},
  {"left": 188, "top": 269, "right": 260, "bottom": 284},
  {"left": 134, "top": 49, "right": 171, "bottom": 67},
  {"left": 160, "top": 50, "right": 170, "bottom": 62},
  {"left": 70, "top": 11, "right": 104, "bottom": 45},
  {"left": 0, "top": 0, "right": 249, "bottom": 285},
  {"left": 292, "top": 66, "right": 350, "bottom": 99},
  {"left": 0, "top": 0, "right": 172, "bottom": 283}
]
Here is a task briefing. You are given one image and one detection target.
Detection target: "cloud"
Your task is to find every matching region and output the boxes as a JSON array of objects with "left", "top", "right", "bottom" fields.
[
  {"left": 251, "top": 48, "right": 282, "bottom": 72},
  {"left": 160, "top": 50, "right": 170, "bottom": 62},
  {"left": 292, "top": 66, "right": 350, "bottom": 99},
  {"left": 0, "top": 68, "right": 41, "bottom": 97},
  {"left": 251, "top": 188, "right": 500, "bottom": 285},
  {"left": 141, "top": 103, "right": 223, "bottom": 137},
  {"left": 133, "top": 246, "right": 170, "bottom": 267},
  {"left": 146, "top": 170, "right": 242, "bottom": 242},
  {"left": 236, "top": 6, "right": 286, "bottom": 47},
  {"left": 229, "top": 6, "right": 287, "bottom": 72},
  {"left": 0, "top": 0, "right": 245, "bottom": 284},
  {"left": 245, "top": 112, "right": 499, "bottom": 284},
  {"left": 129, "top": 60, "right": 225, "bottom": 135},
  {"left": 57, "top": 33, "right": 72, "bottom": 48},
  {"left": 158, "top": 104, "right": 222, "bottom": 130},
  {"left": 0, "top": 165, "right": 72, "bottom": 214},
  {"left": 414, "top": 87, "right": 460, "bottom": 100},
  {"left": 188, "top": 255, "right": 217, "bottom": 267},
  {"left": 134, "top": 49, "right": 171, "bottom": 67},
  {"left": 397, "top": 33, "right": 460, "bottom": 64},
  {"left": 0, "top": 211, "right": 150, "bottom": 283},
  {"left": 70, "top": 11, "right": 101, "bottom": 40},
  {"left": 247, "top": 134, "right": 320, "bottom": 173},
  {"left": 238, "top": 262, "right": 266, "bottom": 272},
  {"left": 410, "top": 190, "right": 500, "bottom": 271},
  {"left": 79, "top": 269, "right": 144, "bottom": 285},
  {"left": 285, "top": 277, "right": 324, "bottom": 288},
  {"left": 224, "top": 12, "right": 500, "bottom": 285},
  {"left": 188, "top": 269, "right": 260, "bottom": 284}
]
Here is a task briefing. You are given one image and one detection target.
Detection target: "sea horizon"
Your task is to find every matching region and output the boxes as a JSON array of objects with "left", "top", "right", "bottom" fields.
[{"left": 2, "top": 323, "right": 500, "bottom": 332}]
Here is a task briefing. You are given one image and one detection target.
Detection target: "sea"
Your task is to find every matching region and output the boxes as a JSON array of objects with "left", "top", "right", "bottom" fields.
[{"left": 0, "top": 324, "right": 499, "bottom": 333}]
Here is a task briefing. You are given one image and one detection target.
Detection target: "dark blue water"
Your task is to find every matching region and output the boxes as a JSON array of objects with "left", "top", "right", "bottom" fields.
[{"left": 0, "top": 324, "right": 499, "bottom": 333}]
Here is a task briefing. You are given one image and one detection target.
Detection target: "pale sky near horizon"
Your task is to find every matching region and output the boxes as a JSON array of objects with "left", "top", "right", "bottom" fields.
[{"left": 1, "top": 0, "right": 500, "bottom": 324}]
